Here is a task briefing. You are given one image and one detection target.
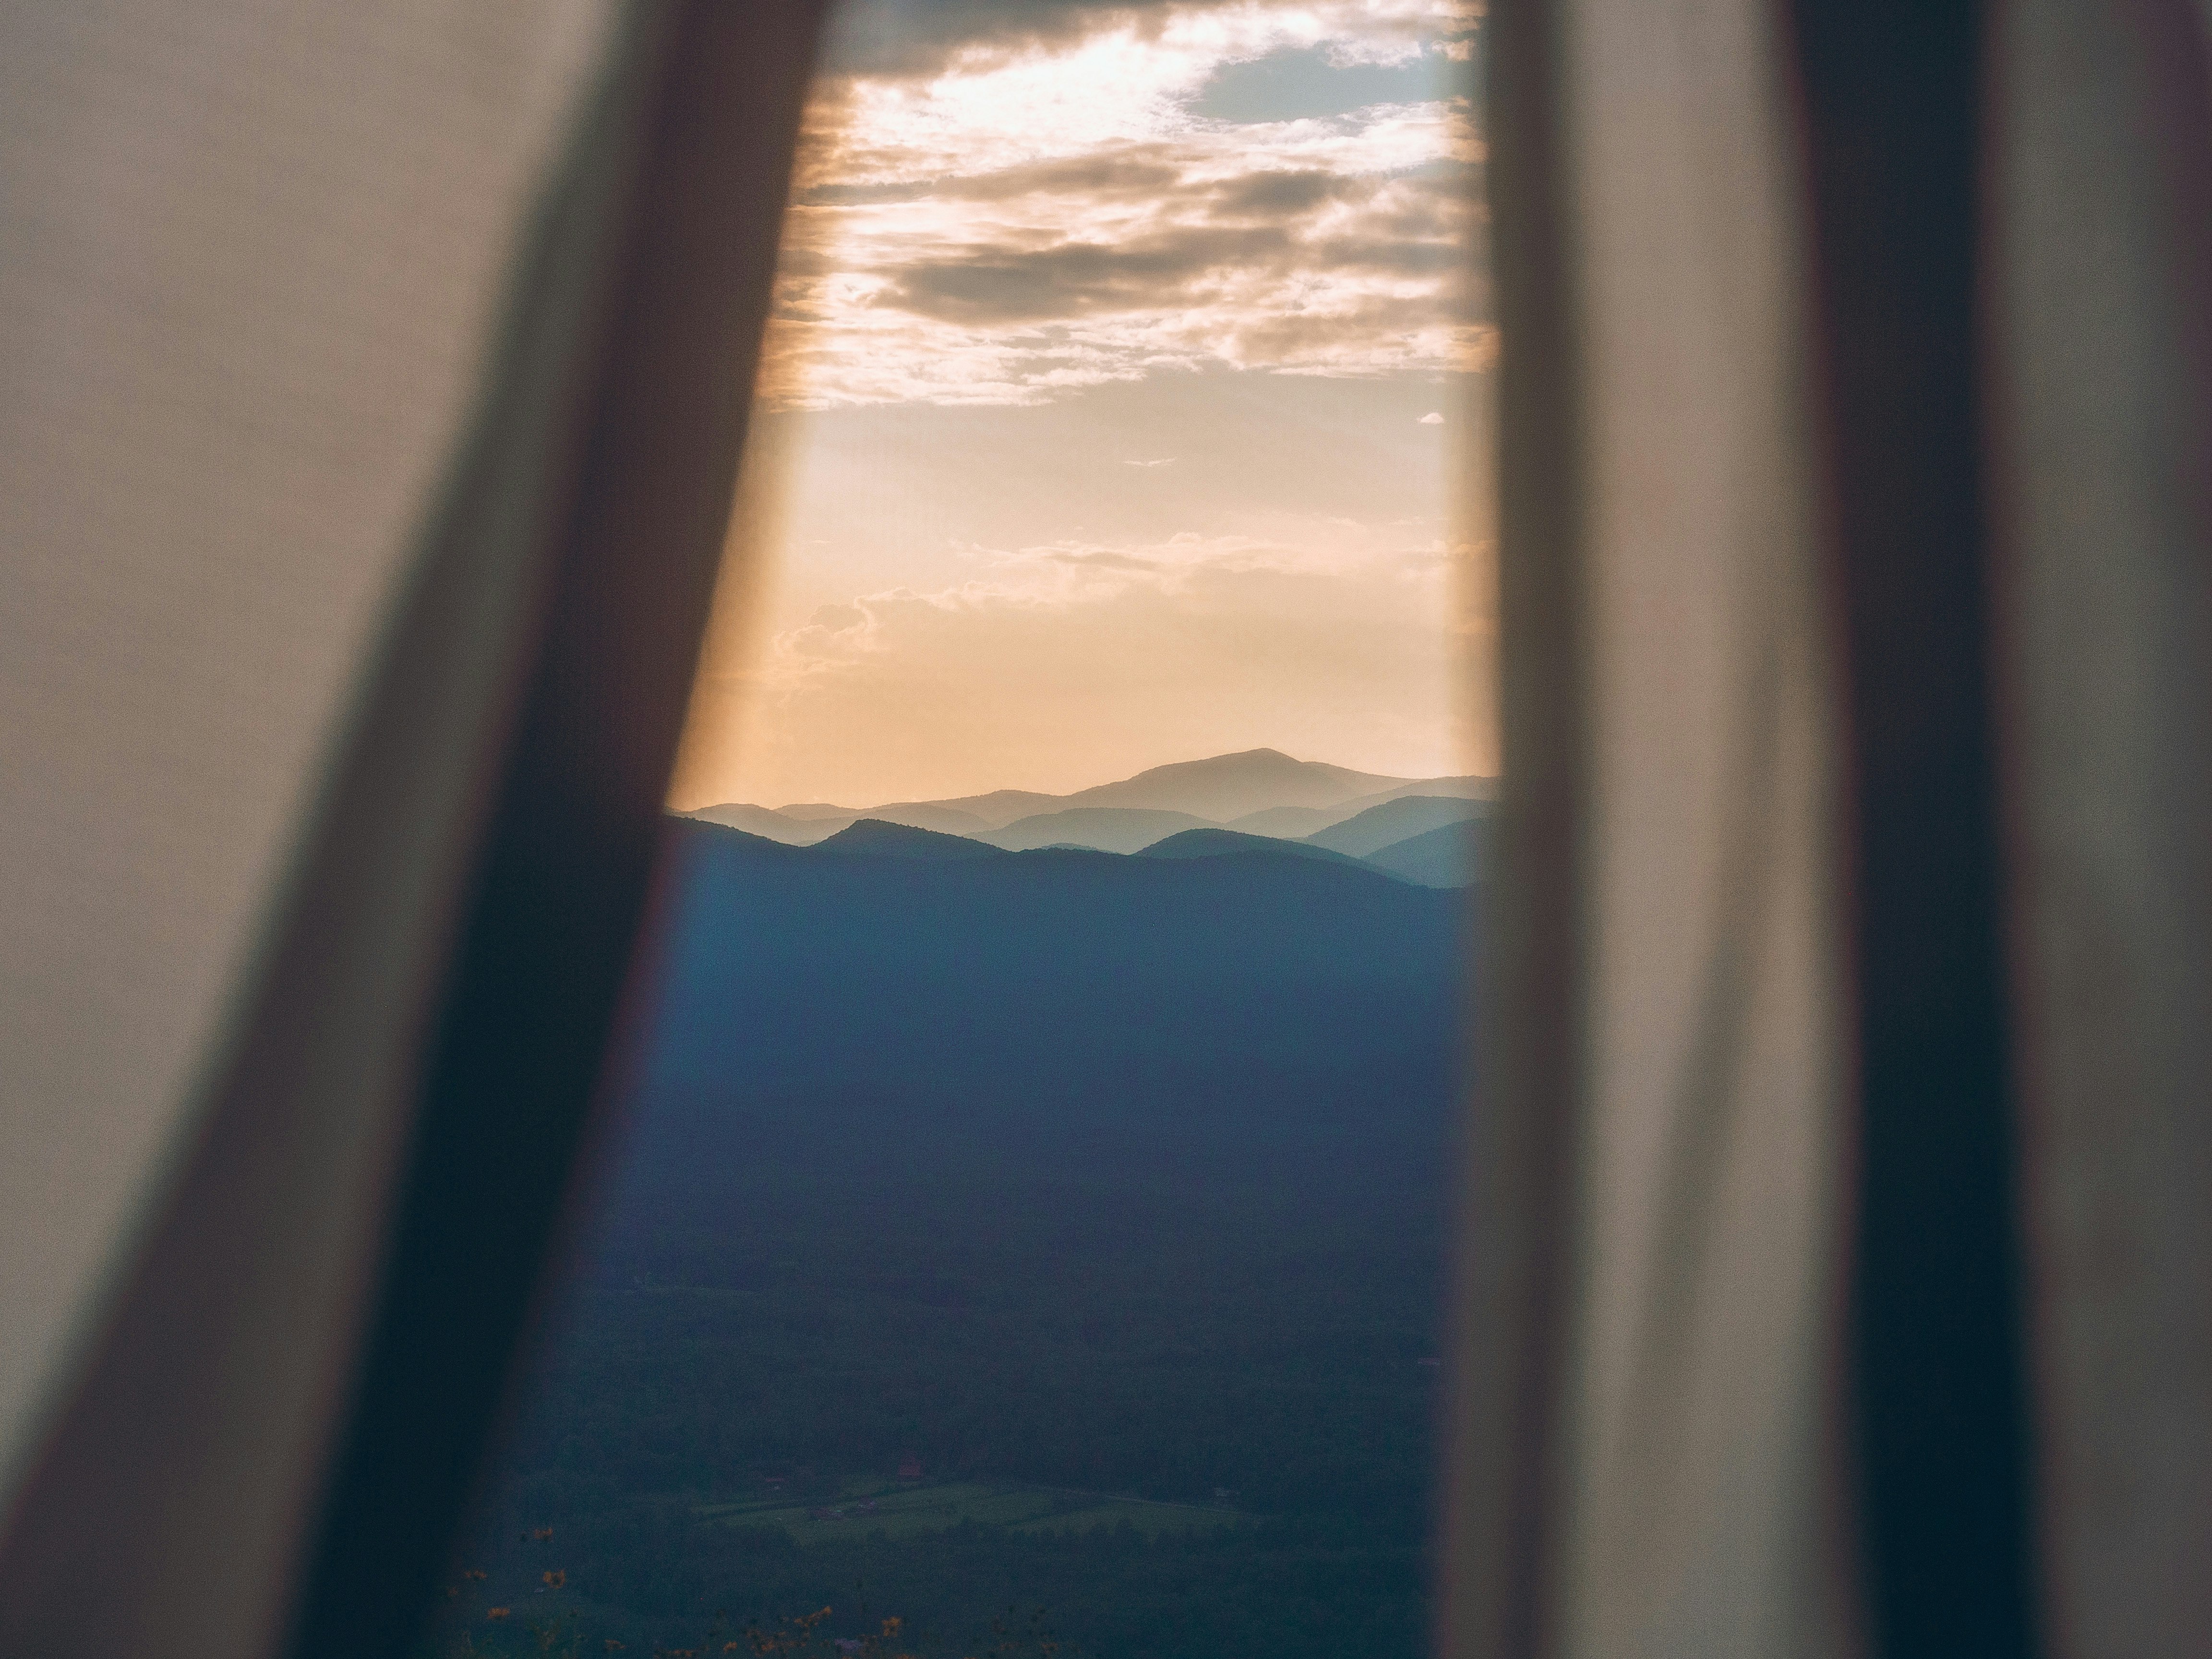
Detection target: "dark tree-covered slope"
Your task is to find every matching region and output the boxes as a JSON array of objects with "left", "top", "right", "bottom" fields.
[{"left": 438, "top": 818, "right": 1472, "bottom": 1659}]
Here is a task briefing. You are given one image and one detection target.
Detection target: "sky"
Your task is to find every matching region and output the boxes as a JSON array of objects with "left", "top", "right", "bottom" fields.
[{"left": 668, "top": 0, "right": 1493, "bottom": 812}]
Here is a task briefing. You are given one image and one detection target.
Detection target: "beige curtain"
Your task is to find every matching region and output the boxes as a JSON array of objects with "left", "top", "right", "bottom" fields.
[
  {"left": 1439, "top": 2, "right": 1853, "bottom": 1656},
  {"left": 1446, "top": 3, "right": 2212, "bottom": 1658},
  {"left": 0, "top": 4, "right": 822, "bottom": 1654},
  {"left": 1992, "top": 3, "right": 2212, "bottom": 1653}
]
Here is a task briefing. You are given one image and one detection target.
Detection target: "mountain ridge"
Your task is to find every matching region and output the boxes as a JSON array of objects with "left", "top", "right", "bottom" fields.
[
  {"left": 1137, "top": 827, "right": 1382, "bottom": 875},
  {"left": 679, "top": 809, "right": 1480, "bottom": 888},
  {"left": 684, "top": 749, "right": 1496, "bottom": 848},
  {"left": 1361, "top": 819, "right": 1483, "bottom": 888},
  {"left": 1304, "top": 794, "right": 1490, "bottom": 858}
]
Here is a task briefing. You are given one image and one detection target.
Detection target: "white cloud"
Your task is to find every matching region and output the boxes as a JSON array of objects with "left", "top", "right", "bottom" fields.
[
  {"left": 670, "top": 0, "right": 1495, "bottom": 809},
  {"left": 758, "top": 0, "right": 1490, "bottom": 408}
]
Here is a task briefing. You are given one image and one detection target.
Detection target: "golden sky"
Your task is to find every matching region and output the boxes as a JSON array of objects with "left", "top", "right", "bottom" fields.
[{"left": 669, "top": 0, "right": 1493, "bottom": 811}]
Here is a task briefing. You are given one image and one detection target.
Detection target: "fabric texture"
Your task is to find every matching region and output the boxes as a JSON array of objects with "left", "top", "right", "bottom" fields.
[
  {"left": 1441, "top": 3, "right": 1855, "bottom": 1657},
  {"left": 1553, "top": 0, "right": 1853, "bottom": 1652},
  {"left": 1450, "top": 1, "right": 2211, "bottom": 1656},
  {"left": 1991, "top": 2, "right": 2212, "bottom": 1651},
  {"left": 0, "top": 3, "right": 824, "bottom": 1654},
  {"left": 0, "top": 0, "right": 623, "bottom": 1494}
]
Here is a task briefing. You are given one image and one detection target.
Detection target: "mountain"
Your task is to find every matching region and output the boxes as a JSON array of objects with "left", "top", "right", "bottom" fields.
[
  {"left": 731, "top": 801, "right": 998, "bottom": 839},
  {"left": 986, "top": 806, "right": 1219, "bottom": 854},
  {"left": 771, "top": 802, "right": 862, "bottom": 822},
  {"left": 1055, "top": 748, "right": 1415, "bottom": 821},
  {"left": 1223, "top": 804, "right": 1342, "bottom": 838},
  {"left": 1306, "top": 795, "right": 1490, "bottom": 858},
  {"left": 888, "top": 788, "right": 1063, "bottom": 830},
  {"left": 641, "top": 817, "right": 1463, "bottom": 1165},
  {"left": 870, "top": 804, "right": 995, "bottom": 836},
  {"left": 1136, "top": 827, "right": 1385, "bottom": 875},
  {"left": 842, "top": 801, "right": 1010, "bottom": 836},
  {"left": 772, "top": 793, "right": 1059, "bottom": 832},
  {"left": 813, "top": 818, "right": 1002, "bottom": 861},
  {"left": 1346, "top": 774, "right": 1495, "bottom": 806},
  {"left": 683, "top": 803, "right": 835, "bottom": 845},
  {"left": 1223, "top": 779, "right": 1493, "bottom": 842},
  {"left": 698, "top": 753, "right": 1499, "bottom": 847},
  {"left": 1363, "top": 820, "right": 1484, "bottom": 888}
]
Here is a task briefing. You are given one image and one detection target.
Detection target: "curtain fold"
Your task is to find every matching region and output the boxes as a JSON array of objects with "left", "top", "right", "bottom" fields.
[
  {"left": 1450, "top": 0, "right": 2210, "bottom": 1655},
  {"left": 1989, "top": 2, "right": 2212, "bottom": 1652},
  {"left": 1443, "top": 3, "right": 1854, "bottom": 1657},
  {"left": 0, "top": 5, "right": 824, "bottom": 1654}
]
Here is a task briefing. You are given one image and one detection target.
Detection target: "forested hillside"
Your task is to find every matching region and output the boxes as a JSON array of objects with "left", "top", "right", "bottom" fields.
[{"left": 428, "top": 820, "right": 1472, "bottom": 1659}]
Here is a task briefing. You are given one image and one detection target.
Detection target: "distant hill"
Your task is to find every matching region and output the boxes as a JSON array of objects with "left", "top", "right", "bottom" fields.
[
  {"left": 1223, "top": 804, "right": 1341, "bottom": 838},
  {"left": 1350, "top": 774, "right": 1495, "bottom": 806},
  {"left": 890, "top": 788, "right": 1063, "bottom": 830},
  {"left": 1363, "top": 820, "right": 1484, "bottom": 888},
  {"left": 699, "top": 752, "right": 1498, "bottom": 844},
  {"left": 1055, "top": 749, "right": 1414, "bottom": 821},
  {"left": 647, "top": 817, "right": 1463, "bottom": 1170},
  {"left": 721, "top": 802, "right": 996, "bottom": 839},
  {"left": 987, "top": 807, "right": 1218, "bottom": 854},
  {"left": 1306, "top": 795, "right": 1489, "bottom": 858},
  {"left": 683, "top": 803, "right": 835, "bottom": 845},
  {"left": 875, "top": 804, "right": 995, "bottom": 836},
  {"left": 688, "top": 801, "right": 998, "bottom": 842},
  {"left": 842, "top": 802, "right": 1000, "bottom": 836},
  {"left": 1226, "top": 778, "right": 1495, "bottom": 842},
  {"left": 1136, "top": 827, "right": 1385, "bottom": 875},
  {"left": 770, "top": 802, "right": 861, "bottom": 822},
  {"left": 813, "top": 819, "right": 1002, "bottom": 861}
]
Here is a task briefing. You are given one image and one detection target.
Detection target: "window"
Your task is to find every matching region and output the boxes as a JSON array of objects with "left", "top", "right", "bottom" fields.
[{"left": 425, "top": 5, "right": 1487, "bottom": 1655}]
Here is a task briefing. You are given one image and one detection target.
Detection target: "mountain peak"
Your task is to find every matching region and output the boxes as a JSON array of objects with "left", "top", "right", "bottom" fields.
[{"left": 1061, "top": 749, "right": 1418, "bottom": 821}]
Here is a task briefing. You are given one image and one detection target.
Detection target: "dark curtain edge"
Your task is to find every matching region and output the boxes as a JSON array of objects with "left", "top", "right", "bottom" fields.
[
  {"left": 1435, "top": 1, "right": 1586, "bottom": 1656},
  {"left": 1786, "top": 0, "right": 2041, "bottom": 1654},
  {"left": 0, "top": 4, "right": 825, "bottom": 1657},
  {"left": 287, "top": 4, "right": 829, "bottom": 1655}
]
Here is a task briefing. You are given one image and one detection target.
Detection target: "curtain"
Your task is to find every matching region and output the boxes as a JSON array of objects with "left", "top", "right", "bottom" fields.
[
  {"left": 0, "top": 5, "right": 824, "bottom": 1654},
  {"left": 1991, "top": 3, "right": 2212, "bottom": 1653},
  {"left": 1446, "top": 2, "right": 2212, "bottom": 1658}
]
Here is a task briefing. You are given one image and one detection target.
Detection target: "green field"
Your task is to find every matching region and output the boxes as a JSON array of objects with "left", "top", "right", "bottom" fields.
[{"left": 697, "top": 1480, "right": 1248, "bottom": 1546}]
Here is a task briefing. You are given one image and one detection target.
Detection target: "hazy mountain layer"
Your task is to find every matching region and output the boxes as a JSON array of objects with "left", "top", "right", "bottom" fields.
[
  {"left": 985, "top": 806, "right": 1217, "bottom": 853},
  {"left": 1225, "top": 777, "right": 1491, "bottom": 842},
  {"left": 674, "top": 807, "right": 1489, "bottom": 891},
  {"left": 1137, "top": 827, "right": 1376, "bottom": 873},
  {"left": 690, "top": 749, "right": 1495, "bottom": 846},
  {"left": 687, "top": 802, "right": 837, "bottom": 845},
  {"left": 1306, "top": 794, "right": 1489, "bottom": 858},
  {"left": 1223, "top": 803, "right": 1343, "bottom": 837},
  {"left": 814, "top": 819, "right": 1000, "bottom": 860},
  {"left": 714, "top": 801, "right": 998, "bottom": 841},
  {"left": 1363, "top": 820, "right": 1483, "bottom": 888},
  {"left": 1045, "top": 748, "right": 1412, "bottom": 821}
]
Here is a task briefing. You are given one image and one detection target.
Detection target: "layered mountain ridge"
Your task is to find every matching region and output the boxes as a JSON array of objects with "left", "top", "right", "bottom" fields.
[{"left": 683, "top": 749, "right": 1494, "bottom": 885}]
